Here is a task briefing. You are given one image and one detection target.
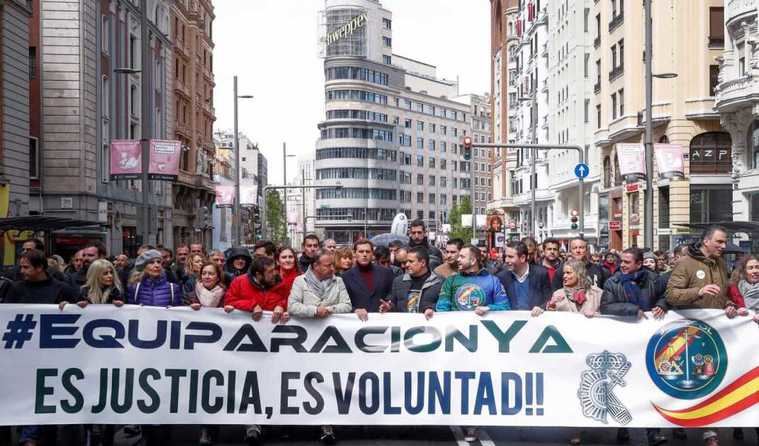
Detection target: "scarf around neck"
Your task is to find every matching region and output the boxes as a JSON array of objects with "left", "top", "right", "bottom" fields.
[
  {"left": 195, "top": 283, "right": 225, "bottom": 307},
  {"left": 304, "top": 268, "right": 333, "bottom": 296},
  {"left": 738, "top": 280, "right": 759, "bottom": 309},
  {"left": 562, "top": 286, "right": 587, "bottom": 306},
  {"left": 619, "top": 270, "right": 646, "bottom": 307}
]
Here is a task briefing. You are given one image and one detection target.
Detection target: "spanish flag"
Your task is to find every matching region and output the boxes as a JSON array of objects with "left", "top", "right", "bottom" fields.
[{"left": 653, "top": 366, "right": 759, "bottom": 426}]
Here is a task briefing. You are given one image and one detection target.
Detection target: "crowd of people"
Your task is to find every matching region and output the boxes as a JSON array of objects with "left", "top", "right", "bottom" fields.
[{"left": 0, "top": 220, "right": 757, "bottom": 446}]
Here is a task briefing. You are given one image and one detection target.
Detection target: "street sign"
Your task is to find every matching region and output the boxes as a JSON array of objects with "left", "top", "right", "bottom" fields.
[
  {"left": 574, "top": 163, "right": 590, "bottom": 179},
  {"left": 608, "top": 220, "right": 622, "bottom": 231}
]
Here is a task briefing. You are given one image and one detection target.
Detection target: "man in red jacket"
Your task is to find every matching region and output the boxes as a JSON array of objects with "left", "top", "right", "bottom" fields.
[{"left": 225, "top": 255, "right": 289, "bottom": 324}]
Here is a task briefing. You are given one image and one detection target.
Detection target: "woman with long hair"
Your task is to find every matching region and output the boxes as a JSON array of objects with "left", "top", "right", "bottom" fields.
[
  {"left": 727, "top": 254, "right": 759, "bottom": 321},
  {"left": 190, "top": 262, "right": 226, "bottom": 310},
  {"left": 273, "top": 247, "right": 299, "bottom": 298},
  {"left": 80, "top": 259, "right": 124, "bottom": 305},
  {"left": 181, "top": 253, "right": 205, "bottom": 303},
  {"left": 334, "top": 247, "right": 354, "bottom": 276},
  {"left": 533, "top": 259, "right": 602, "bottom": 319}
]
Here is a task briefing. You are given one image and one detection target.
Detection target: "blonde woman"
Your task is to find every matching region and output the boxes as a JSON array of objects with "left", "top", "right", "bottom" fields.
[
  {"left": 58, "top": 259, "right": 123, "bottom": 309},
  {"left": 532, "top": 259, "right": 601, "bottom": 318}
]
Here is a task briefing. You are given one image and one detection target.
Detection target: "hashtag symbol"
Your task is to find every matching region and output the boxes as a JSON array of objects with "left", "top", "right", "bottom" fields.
[{"left": 2, "top": 314, "right": 36, "bottom": 349}]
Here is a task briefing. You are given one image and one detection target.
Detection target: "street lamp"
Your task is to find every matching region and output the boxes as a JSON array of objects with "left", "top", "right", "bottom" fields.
[{"left": 233, "top": 75, "right": 254, "bottom": 246}]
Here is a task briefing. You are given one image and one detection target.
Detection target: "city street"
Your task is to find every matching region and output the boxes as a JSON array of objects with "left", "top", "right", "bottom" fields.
[{"left": 117, "top": 426, "right": 758, "bottom": 446}]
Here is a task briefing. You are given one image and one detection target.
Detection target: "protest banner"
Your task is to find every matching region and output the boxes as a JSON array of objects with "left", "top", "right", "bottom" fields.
[{"left": 0, "top": 306, "right": 756, "bottom": 427}]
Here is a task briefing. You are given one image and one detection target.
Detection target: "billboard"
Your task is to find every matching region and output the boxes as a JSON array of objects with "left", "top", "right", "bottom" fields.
[
  {"left": 654, "top": 144, "right": 684, "bottom": 179},
  {"left": 149, "top": 140, "right": 181, "bottom": 181},
  {"left": 215, "top": 185, "right": 234, "bottom": 208},
  {"left": 109, "top": 140, "right": 142, "bottom": 179},
  {"left": 616, "top": 144, "right": 646, "bottom": 179}
]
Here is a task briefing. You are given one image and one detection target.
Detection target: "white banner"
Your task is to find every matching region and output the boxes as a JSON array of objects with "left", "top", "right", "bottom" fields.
[
  {"left": 616, "top": 144, "right": 646, "bottom": 179},
  {"left": 0, "top": 306, "right": 756, "bottom": 427}
]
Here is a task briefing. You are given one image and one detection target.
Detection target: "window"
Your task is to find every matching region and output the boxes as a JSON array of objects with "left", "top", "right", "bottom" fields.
[
  {"left": 429, "top": 194, "right": 436, "bottom": 204},
  {"left": 618, "top": 39, "right": 624, "bottom": 69},
  {"left": 690, "top": 132, "right": 732, "bottom": 174},
  {"left": 417, "top": 174, "right": 423, "bottom": 185},
  {"left": 709, "top": 65, "right": 719, "bottom": 96},
  {"left": 429, "top": 176, "right": 435, "bottom": 186},
  {"left": 748, "top": 120, "right": 759, "bottom": 169},
  {"left": 129, "top": 35, "right": 137, "bottom": 69},
  {"left": 382, "top": 36, "right": 392, "bottom": 47},
  {"left": 690, "top": 187, "right": 733, "bottom": 223},
  {"left": 658, "top": 186, "right": 670, "bottom": 229},
  {"left": 584, "top": 8, "right": 590, "bottom": 32},
  {"left": 611, "top": 46, "right": 617, "bottom": 69},
  {"left": 584, "top": 53, "right": 589, "bottom": 78},
  {"left": 417, "top": 192, "right": 424, "bottom": 203},
  {"left": 603, "top": 156, "right": 611, "bottom": 188},
  {"left": 441, "top": 142, "right": 447, "bottom": 153},
  {"left": 29, "top": 137, "right": 39, "bottom": 179},
  {"left": 584, "top": 99, "right": 590, "bottom": 123},
  {"left": 417, "top": 121, "right": 424, "bottom": 132},
  {"left": 429, "top": 158, "right": 436, "bottom": 168},
  {"left": 417, "top": 137, "right": 424, "bottom": 149},
  {"left": 430, "top": 140, "right": 436, "bottom": 151},
  {"left": 382, "top": 18, "right": 392, "bottom": 30},
  {"left": 611, "top": 93, "right": 617, "bottom": 120},
  {"left": 28, "top": 47, "right": 37, "bottom": 80},
  {"left": 596, "top": 104, "right": 601, "bottom": 128},
  {"left": 416, "top": 154, "right": 424, "bottom": 167},
  {"left": 618, "top": 89, "right": 624, "bottom": 116},
  {"left": 709, "top": 7, "right": 724, "bottom": 47},
  {"left": 383, "top": 55, "right": 392, "bottom": 65},
  {"left": 441, "top": 176, "right": 447, "bottom": 188}
]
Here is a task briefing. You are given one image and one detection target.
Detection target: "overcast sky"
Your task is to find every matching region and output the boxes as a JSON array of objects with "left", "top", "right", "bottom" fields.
[{"left": 213, "top": 0, "right": 490, "bottom": 185}]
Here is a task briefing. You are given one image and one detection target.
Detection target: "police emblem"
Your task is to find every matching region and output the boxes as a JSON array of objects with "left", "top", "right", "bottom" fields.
[
  {"left": 577, "top": 351, "right": 632, "bottom": 425},
  {"left": 453, "top": 284, "right": 486, "bottom": 311},
  {"left": 645, "top": 319, "right": 727, "bottom": 400}
]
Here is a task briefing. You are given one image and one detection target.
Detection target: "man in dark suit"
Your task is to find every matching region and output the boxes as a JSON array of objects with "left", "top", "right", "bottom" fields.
[
  {"left": 497, "top": 241, "right": 552, "bottom": 312},
  {"left": 551, "top": 237, "right": 609, "bottom": 290},
  {"left": 341, "top": 239, "right": 395, "bottom": 321}
]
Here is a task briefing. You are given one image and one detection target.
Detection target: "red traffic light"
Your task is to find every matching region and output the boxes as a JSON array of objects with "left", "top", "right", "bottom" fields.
[{"left": 463, "top": 136, "right": 472, "bottom": 149}]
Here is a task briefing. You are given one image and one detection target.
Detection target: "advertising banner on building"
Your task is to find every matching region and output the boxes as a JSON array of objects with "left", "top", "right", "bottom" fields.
[
  {"left": 149, "top": 140, "right": 181, "bottom": 181},
  {"left": 0, "top": 306, "right": 756, "bottom": 427},
  {"left": 214, "top": 185, "right": 235, "bottom": 208},
  {"left": 616, "top": 144, "right": 646, "bottom": 179},
  {"left": 655, "top": 144, "right": 685, "bottom": 179},
  {"left": 240, "top": 185, "right": 258, "bottom": 206},
  {"left": 109, "top": 140, "right": 142, "bottom": 179}
]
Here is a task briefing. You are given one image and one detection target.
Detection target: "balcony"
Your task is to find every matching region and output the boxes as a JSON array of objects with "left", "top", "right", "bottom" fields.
[
  {"left": 608, "top": 65, "right": 624, "bottom": 82},
  {"left": 608, "top": 13, "right": 624, "bottom": 32},
  {"left": 727, "top": 0, "right": 758, "bottom": 26},
  {"left": 716, "top": 75, "right": 758, "bottom": 112}
]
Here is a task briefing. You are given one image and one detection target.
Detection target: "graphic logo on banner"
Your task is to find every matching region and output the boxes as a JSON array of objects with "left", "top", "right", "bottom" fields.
[
  {"left": 214, "top": 185, "right": 234, "bottom": 208},
  {"left": 654, "top": 144, "right": 685, "bottom": 179},
  {"left": 616, "top": 144, "right": 646, "bottom": 180},
  {"left": 110, "top": 140, "right": 142, "bottom": 179},
  {"left": 646, "top": 319, "right": 727, "bottom": 400},
  {"left": 454, "top": 284, "right": 486, "bottom": 311},
  {"left": 577, "top": 351, "right": 632, "bottom": 425},
  {"left": 149, "top": 140, "right": 181, "bottom": 180}
]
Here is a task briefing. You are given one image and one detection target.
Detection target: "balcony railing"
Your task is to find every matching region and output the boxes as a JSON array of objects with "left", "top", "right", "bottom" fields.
[
  {"left": 608, "top": 65, "right": 624, "bottom": 82},
  {"left": 608, "top": 13, "right": 624, "bottom": 32}
]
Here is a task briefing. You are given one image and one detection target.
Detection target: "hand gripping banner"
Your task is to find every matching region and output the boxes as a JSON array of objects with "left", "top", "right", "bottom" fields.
[{"left": 0, "top": 305, "right": 756, "bottom": 427}]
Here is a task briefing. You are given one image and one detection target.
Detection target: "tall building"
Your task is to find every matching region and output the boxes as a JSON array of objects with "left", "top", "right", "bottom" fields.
[
  {"left": 316, "top": 0, "right": 473, "bottom": 244},
  {"left": 0, "top": 0, "right": 32, "bottom": 226},
  {"left": 593, "top": 0, "right": 725, "bottom": 250},
  {"left": 454, "top": 93, "right": 493, "bottom": 217},
  {"left": 489, "top": 0, "right": 599, "bottom": 244},
  {"left": 212, "top": 133, "right": 233, "bottom": 251},
  {"left": 214, "top": 129, "right": 267, "bottom": 244},
  {"left": 169, "top": 0, "right": 216, "bottom": 248},
  {"left": 29, "top": 0, "right": 174, "bottom": 257},
  {"left": 288, "top": 158, "right": 315, "bottom": 247},
  {"left": 715, "top": 1, "right": 758, "bottom": 244}
]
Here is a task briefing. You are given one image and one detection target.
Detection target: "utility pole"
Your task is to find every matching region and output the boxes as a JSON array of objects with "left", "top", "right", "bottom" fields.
[
  {"left": 140, "top": 0, "right": 152, "bottom": 245},
  {"left": 233, "top": 76, "right": 241, "bottom": 246},
  {"left": 644, "top": 0, "right": 654, "bottom": 249},
  {"left": 282, "top": 143, "right": 288, "bottom": 245},
  {"left": 530, "top": 93, "right": 538, "bottom": 239}
]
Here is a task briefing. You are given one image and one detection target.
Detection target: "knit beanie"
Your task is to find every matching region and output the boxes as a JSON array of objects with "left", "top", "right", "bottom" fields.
[{"left": 134, "top": 249, "right": 163, "bottom": 272}]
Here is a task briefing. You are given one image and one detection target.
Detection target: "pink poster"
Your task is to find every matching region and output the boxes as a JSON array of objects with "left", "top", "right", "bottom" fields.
[
  {"left": 616, "top": 143, "right": 646, "bottom": 179},
  {"left": 149, "top": 140, "right": 181, "bottom": 180},
  {"left": 654, "top": 144, "right": 685, "bottom": 179},
  {"left": 215, "top": 185, "right": 235, "bottom": 208},
  {"left": 110, "top": 140, "right": 142, "bottom": 179}
]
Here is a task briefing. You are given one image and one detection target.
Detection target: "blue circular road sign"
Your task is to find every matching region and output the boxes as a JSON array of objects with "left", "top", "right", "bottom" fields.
[{"left": 574, "top": 163, "right": 590, "bottom": 179}]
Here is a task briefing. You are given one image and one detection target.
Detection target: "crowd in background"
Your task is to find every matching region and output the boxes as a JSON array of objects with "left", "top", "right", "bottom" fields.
[{"left": 1, "top": 220, "right": 757, "bottom": 446}]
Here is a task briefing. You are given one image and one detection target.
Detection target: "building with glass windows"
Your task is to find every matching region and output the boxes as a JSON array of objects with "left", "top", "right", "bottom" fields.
[{"left": 316, "top": 0, "right": 474, "bottom": 244}]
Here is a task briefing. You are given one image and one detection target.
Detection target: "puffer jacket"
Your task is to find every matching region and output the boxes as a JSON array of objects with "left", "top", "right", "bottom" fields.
[
  {"left": 127, "top": 274, "right": 182, "bottom": 307},
  {"left": 390, "top": 271, "right": 442, "bottom": 313},
  {"left": 287, "top": 274, "right": 353, "bottom": 318},
  {"left": 225, "top": 273, "right": 287, "bottom": 312},
  {"left": 600, "top": 270, "right": 668, "bottom": 317},
  {"left": 224, "top": 247, "right": 253, "bottom": 278},
  {"left": 665, "top": 242, "right": 729, "bottom": 309}
]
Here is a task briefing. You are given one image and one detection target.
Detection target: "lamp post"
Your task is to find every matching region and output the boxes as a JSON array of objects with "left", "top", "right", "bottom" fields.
[
  {"left": 232, "top": 76, "right": 253, "bottom": 246},
  {"left": 282, "top": 143, "right": 296, "bottom": 245},
  {"left": 643, "top": 0, "right": 679, "bottom": 248}
]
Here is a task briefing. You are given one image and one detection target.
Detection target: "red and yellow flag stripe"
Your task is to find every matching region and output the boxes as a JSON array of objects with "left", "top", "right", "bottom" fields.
[
  {"left": 653, "top": 366, "right": 759, "bottom": 426},
  {"left": 654, "top": 327, "right": 699, "bottom": 366}
]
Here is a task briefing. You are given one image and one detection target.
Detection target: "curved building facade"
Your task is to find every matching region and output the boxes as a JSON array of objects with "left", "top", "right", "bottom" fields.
[{"left": 317, "top": 0, "right": 473, "bottom": 244}]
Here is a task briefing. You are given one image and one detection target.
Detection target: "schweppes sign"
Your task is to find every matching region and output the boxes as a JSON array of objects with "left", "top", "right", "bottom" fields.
[{"left": 326, "top": 13, "right": 368, "bottom": 46}]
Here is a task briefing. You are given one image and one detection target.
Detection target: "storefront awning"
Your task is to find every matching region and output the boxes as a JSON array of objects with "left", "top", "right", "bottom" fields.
[{"left": 0, "top": 217, "right": 100, "bottom": 233}]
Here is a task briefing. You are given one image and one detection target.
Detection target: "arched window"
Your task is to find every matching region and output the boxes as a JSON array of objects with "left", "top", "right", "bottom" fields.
[
  {"left": 613, "top": 153, "right": 622, "bottom": 186},
  {"left": 659, "top": 135, "right": 669, "bottom": 144},
  {"left": 603, "top": 156, "right": 611, "bottom": 188},
  {"left": 748, "top": 120, "right": 759, "bottom": 169},
  {"left": 690, "top": 132, "right": 732, "bottom": 174}
]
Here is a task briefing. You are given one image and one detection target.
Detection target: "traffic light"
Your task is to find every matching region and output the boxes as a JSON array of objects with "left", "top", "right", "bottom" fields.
[
  {"left": 462, "top": 136, "right": 472, "bottom": 160},
  {"left": 570, "top": 209, "right": 579, "bottom": 230}
]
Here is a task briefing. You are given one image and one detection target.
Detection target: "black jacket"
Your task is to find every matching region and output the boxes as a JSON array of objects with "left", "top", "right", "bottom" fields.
[
  {"left": 496, "top": 264, "right": 552, "bottom": 310},
  {"left": 600, "top": 270, "right": 668, "bottom": 317},
  {"left": 224, "top": 247, "right": 253, "bottom": 278},
  {"left": 552, "top": 260, "right": 609, "bottom": 290},
  {"left": 5, "top": 277, "right": 79, "bottom": 304},
  {"left": 298, "top": 254, "right": 317, "bottom": 274},
  {"left": 342, "top": 264, "right": 395, "bottom": 312},
  {"left": 390, "top": 271, "right": 443, "bottom": 313},
  {"left": 78, "top": 285, "right": 124, "bottom": 304}
]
